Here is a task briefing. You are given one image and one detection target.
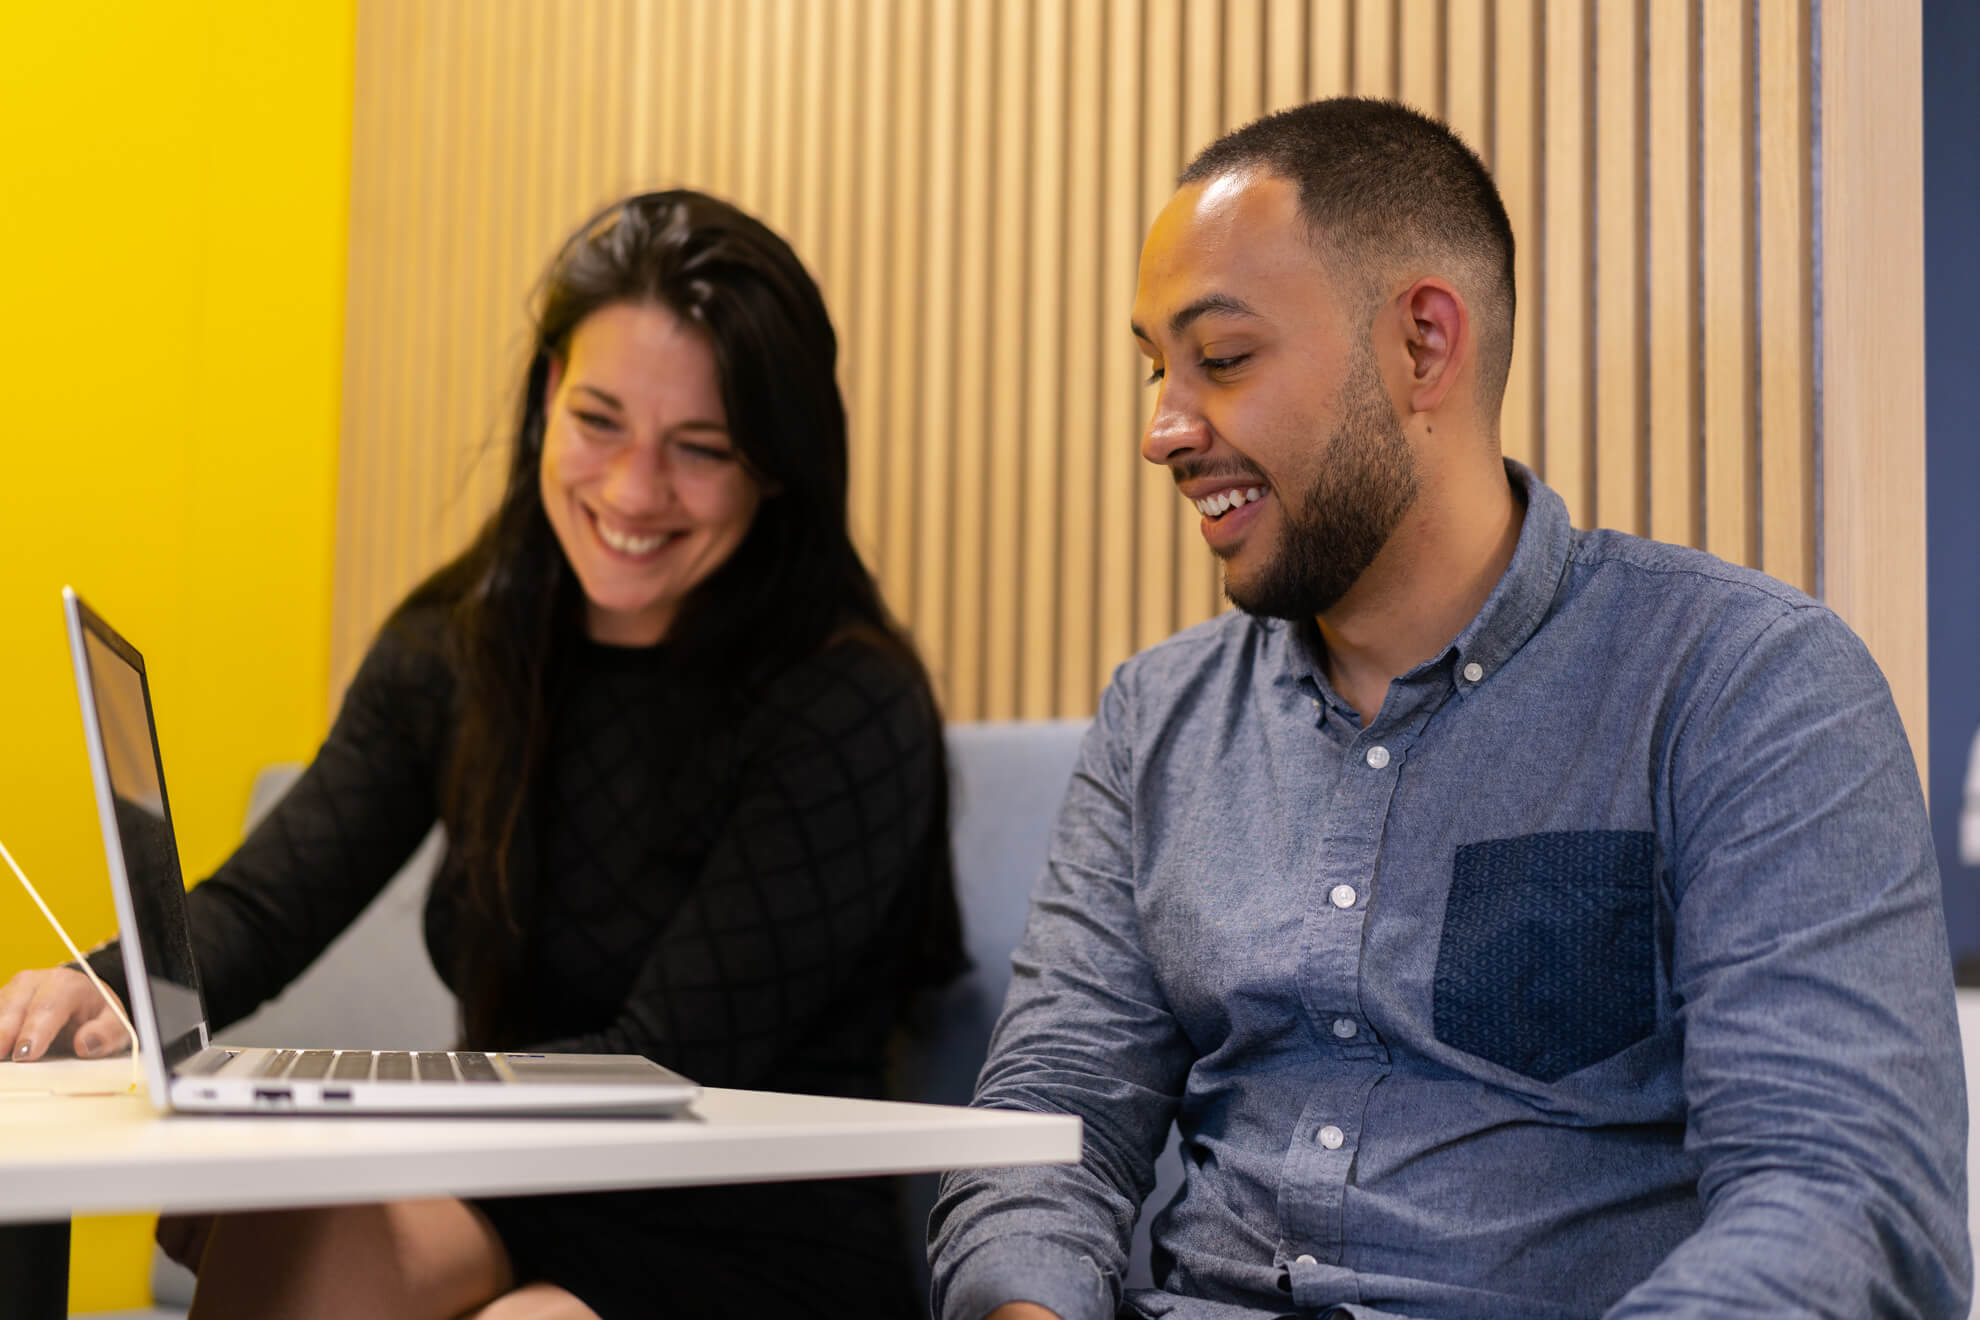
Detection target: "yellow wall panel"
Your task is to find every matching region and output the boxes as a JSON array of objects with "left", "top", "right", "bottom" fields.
[{"left": 1, "top": 5, "right": 354, "bottom": 1307}]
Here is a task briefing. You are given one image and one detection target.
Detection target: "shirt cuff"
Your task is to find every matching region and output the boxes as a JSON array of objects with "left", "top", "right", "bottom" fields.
[{"left": 940, "top": 1234, "right": 1115, "bottom": 1320}]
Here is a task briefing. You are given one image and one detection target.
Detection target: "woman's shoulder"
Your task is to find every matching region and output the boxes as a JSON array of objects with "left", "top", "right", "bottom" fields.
[
  {"left": 344, "top": 595, "right": 459, "bottom": 706},
  {"left": 751, "top": 627, "right": 936, "bottom": 737}
]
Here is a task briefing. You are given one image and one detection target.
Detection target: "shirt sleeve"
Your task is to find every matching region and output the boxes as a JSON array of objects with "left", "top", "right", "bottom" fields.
[
  {"left": 87, "top": 613, "right": 449, "bottom": 1031},
  {"left": 520, "top": 643, "right": 945, "bottom": 1089},
  {"left": 928, "top": 669, "right": 1196, "bottom": 1320},
  {"left": 1606, "top": 605, "right": 1971, "bottom": 1318}
]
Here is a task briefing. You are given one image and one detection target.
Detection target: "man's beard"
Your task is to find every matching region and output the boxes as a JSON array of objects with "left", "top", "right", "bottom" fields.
[{"left": 1222, "top": 351, "right": 1419, "bottom": 621}]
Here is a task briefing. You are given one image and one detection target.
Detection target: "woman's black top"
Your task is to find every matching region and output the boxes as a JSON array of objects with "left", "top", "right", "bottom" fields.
[{"left": 107, "top": 602, "right": 945, "bottom": 1317}]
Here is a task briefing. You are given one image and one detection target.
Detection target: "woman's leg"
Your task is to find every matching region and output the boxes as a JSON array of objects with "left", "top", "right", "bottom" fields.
[
  {"left": 187, "top": 1197, "right": 512, "bottom": 1320},
  {"left": 460, "top": 1282, "right": 604, "bottom": 1319}
]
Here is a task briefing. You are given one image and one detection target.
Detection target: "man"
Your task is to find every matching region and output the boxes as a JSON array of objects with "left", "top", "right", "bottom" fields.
[{"left": 929, "top": 98, "right": 1968, "bottom": 1320}]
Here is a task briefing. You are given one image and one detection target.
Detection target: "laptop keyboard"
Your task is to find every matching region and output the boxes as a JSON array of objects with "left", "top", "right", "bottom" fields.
[{"left": 249, "top": 1049, "right": 505, "bottom": 1084}]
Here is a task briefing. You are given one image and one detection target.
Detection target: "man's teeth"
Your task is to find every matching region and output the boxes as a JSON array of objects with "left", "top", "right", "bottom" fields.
[
  {"left": 596, "top": 522, "right": 671, "bottom": 554},
  {"left": 1194, "top": 487, "right": 1266, "bottom": 519}
]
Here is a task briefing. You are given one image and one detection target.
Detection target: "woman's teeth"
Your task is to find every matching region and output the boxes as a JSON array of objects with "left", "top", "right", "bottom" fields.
[
  {"left": 596, "top": 521, "right": 671, "bottom": 554},
  {"left": 1194, "top": 487, "right": 1266, "bottom": 519}
]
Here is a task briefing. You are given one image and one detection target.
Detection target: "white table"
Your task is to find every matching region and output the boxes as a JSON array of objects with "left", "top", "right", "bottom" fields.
[{"left": 0, "top": 1058, "right": 1080, "bottom": 1317}]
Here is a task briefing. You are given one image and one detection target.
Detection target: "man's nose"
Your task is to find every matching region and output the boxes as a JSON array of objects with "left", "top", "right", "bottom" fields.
[{"left": 1141, "top": 383, "right": 1210, "bottom": 467}]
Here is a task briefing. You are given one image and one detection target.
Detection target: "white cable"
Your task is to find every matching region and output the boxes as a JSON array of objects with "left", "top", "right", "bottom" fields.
[{"left": 0, "top": 835, "right": 142, "bottom": 1090}]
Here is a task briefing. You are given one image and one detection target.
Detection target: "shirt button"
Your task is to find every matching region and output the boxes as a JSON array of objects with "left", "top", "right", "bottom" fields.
[
  {"left": 1365, "top": 744, "right": 1390, "bottom": 769},
  {"left": 1330, "top": 884, "right": 1357, "bottom": 909},
  {"left": 1295, "top": 1253, "right": 1318, "bottom": 1266},
  {"left": 1318, "top": 1125, "right": 1345, "bottom": 1149},
  {"left": 1463, "top": 661, "right": 1484, "bottom": 682},
  {"left": 1331, "top": 1017, "right": 1356, "bottom": 1038}
]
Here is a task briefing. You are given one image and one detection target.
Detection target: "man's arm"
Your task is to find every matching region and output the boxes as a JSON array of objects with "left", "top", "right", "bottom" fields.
[
  {"left": 929, "top": 674, "right": 1196, "bottom": 1320},
  {"left": 1607, "top": 606, "right": 1970, "bottom": 1317}
]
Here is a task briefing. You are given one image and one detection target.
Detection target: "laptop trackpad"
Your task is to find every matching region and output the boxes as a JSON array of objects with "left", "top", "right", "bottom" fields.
[{"left": 501, "top": 1053, "right": 678, "bottom": 1085}]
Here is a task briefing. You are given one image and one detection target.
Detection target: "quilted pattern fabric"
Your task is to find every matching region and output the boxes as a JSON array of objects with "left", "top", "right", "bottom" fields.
[{"left": 1433, "top": 830, "right": 1658, "bottom": 1082}]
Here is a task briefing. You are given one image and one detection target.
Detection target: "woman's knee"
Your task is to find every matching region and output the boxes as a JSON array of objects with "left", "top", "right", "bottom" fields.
[
  {"left": 459, "top": 1281, "right": 604, "bottom": 1320},
  {"left": 188, "top": 1198, "right": 512, "bottom": 1320}
]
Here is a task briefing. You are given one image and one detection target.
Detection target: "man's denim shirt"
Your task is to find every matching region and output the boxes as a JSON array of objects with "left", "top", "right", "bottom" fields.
[{"left": 930, "top": 463, "right": 1969, "bottom": 1320}]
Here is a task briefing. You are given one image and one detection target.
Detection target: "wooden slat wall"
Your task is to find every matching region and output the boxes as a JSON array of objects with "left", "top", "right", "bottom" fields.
[{"left": 333, "top": 0, "right": 1827, "bottom": 725}]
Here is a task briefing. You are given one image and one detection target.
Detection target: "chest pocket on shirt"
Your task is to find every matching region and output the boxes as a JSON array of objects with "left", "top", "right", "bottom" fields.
[{"left": 1433, "top": 830, "right": 1657, "bottom": 1083}]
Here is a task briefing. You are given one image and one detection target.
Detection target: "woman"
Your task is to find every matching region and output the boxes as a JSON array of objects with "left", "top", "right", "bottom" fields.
[{"left": 0, "top": 190, "right": 963, "bottom": 1318}]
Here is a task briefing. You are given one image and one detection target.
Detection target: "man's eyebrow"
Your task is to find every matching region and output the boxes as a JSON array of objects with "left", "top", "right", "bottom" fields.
[{"left": 1129, "top": 292, "right": 1263, "bottom": 344}]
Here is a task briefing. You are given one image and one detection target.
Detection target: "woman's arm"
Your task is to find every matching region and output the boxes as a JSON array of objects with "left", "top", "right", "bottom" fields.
[{"left": 86, "top": 611, "right": 453, "bottom": 1032}]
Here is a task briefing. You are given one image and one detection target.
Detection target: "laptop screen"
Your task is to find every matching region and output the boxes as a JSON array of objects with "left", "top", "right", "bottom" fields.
[{"left": 69, "top": 595, "right": 208, "bottom": 1070}]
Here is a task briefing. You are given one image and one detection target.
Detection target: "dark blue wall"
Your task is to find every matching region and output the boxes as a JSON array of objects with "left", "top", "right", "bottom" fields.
[{"left": 1925, "top": 0, "right": 1980, "bottom": 969}]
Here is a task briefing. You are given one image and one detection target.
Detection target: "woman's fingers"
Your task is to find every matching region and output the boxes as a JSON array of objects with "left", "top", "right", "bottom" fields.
[
  {"left": 0, "top": 970, "right": 40, "bottom": 1059},
  {"left": 0, "top": 967, "right": 126, "bottom": 1061},
  {"left": 73, "top": 999, "right": 131, "bottom": 1058}
]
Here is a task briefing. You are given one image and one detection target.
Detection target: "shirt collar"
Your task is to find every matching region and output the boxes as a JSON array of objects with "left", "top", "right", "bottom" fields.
[
  {"left": 1436, "top": 458, "right": 1570, "bottom": 691},
  {"left": 1267, "top": 458, "right": 1571, "bottom": 709}
]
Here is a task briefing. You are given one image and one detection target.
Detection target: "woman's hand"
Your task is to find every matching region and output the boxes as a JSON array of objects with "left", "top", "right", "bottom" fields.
[{"left": 0, "top": 966, "right": 130, "bottom": 1061}]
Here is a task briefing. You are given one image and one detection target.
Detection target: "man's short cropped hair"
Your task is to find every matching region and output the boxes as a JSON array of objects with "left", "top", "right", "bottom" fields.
[{"left": 1180, "top": 97, "right": 1517, "bottom": 418}]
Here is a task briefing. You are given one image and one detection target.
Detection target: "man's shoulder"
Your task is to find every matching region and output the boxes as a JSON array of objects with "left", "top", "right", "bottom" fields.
[
  {"left": 1113, "top": 609, "right": 1277, "bottom": 692},
  {"left": 1566, "top": 527, "right": 1830, "bottom": 633},
  {"left": 1558, "top": 528, "right": 1885, "bottom": 700}
]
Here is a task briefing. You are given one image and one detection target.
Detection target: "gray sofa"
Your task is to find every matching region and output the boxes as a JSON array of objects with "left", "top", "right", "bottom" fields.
[{"left": 101, "top": 720, "right": 1184, "bottom": 1317}]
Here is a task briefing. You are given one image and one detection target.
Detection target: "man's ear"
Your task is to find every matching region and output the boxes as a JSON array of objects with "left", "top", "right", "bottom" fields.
[{"left": 1400, "top": 277, "right": 1469, "bottom": 415}]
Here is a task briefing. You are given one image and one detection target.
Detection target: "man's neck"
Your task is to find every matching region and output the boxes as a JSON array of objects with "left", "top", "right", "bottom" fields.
[{"left": 1316, "top": 460, "right": 1525, "bottom": 727}]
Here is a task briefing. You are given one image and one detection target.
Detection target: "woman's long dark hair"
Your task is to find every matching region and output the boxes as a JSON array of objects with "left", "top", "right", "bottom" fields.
[{"left": 400, "top": 190, "right": 964, "bottom": 1045}]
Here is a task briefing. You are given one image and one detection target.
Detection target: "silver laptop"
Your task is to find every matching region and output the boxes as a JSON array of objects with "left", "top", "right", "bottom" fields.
[{"left": 64, "top": 586, "right": 700, "bottom": 1117}]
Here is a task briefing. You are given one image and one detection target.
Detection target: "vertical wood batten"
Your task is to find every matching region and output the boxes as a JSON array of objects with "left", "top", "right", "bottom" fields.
[
  {"left": 981, "top": 0, "right": 1031, "bottom": 720},
  {"left": 883, "top": 0, "right": 927, "bottom": 626},
  {"left": 1444, "top": 0, "right": 1488, "bottom": 161},
  {"left": 1173, "top": 0, "right": 1222, "bottom": 632},
  {"left": 945, "top": 0, "right": 995, "bottom": 719},
  {"left": 1267, "top": 0, "right": 1308, "bottom": 111},
  {"left": 380, "top": 4, "right": 422, "bottom": 651},
  {"left": 1593, "top": 0, "right": 1644, "bottom": 536},
  {"left": 1645, "top": 0, "right": 1696, "bottom": 547},
  {"left": 1227, "top": 0, "right": 1266, "bottom": 127},
  {"left": 1758, "top": 0, "right": 1814, "bottom": 596},
  {"left": 329, "top": 0, "right": 382, "bottom": 686},
  {"left": 459, "top": 3, "right": 502, "bottom": 535},
  {"left": 1540, "top": 0, "right": 1593, "bottom": 525},
  {"left": 847, "top": 0, "right": 892, "bottom": 570},
  {"left": 1310, "top": 0, "right": 1352, "bottom": 98},
  {"left": 1819, "top": 0, "right": 1928, "bottom": 775},
  {"left": 792, "top": 0, "right": 828, "bottom": 253},
  {"left": 1058, "top": 0, "right": 1106, "bottom": 715},
  {"left": 1096, "top": 0, "right": 1145, "bottom": 703},
  {"left": 737, "top": 0, "right": 771, "bottom": 211},
  {"left": 1136, "top": 0, "right": 1184, "bottom": 654},
  {"left": 911, "top": 0, "right": 961, "bottom": 699},
  {"left": 1702, "top": 0, "right": 1757, "bottom": 568},
  {"left": 1398, "top": 0, "right": 1443, "bottom": 116},
  {"left": 1020, "top": 0, "right": 1069, "bottom": 718},
  {"left": 1494, "top": 0, "right": 1541, "bottom": 472},
  {"left": 1354, "top": 0, "right": 1398, "bottom": 97}
]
